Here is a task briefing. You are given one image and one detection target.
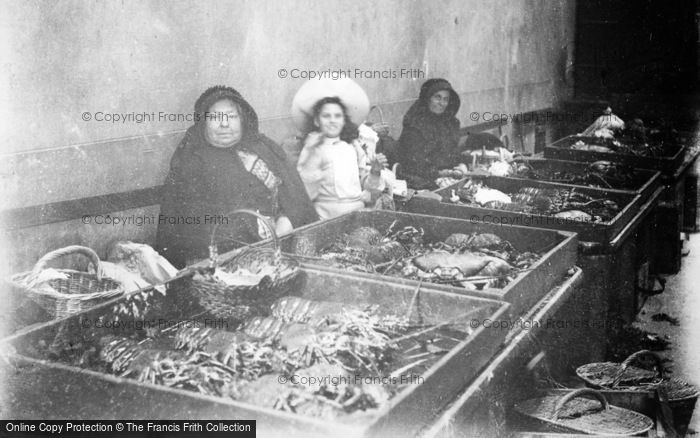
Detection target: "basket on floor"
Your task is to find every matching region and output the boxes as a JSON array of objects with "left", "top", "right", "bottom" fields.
[
  {"left": 576, "top": 349, "right": 698, "bottom": 434},
  {"left": 513, "top": 388, "right": 654, "bottom": 436},
  {"left": 576, "top": 350, "right": 664, "bottom": 388},
  {"left": 190, "top": 209, "right": 300, "bottom": 320},
  {"left": 8, "top": 245, "right": 125, "bottom": 318}
]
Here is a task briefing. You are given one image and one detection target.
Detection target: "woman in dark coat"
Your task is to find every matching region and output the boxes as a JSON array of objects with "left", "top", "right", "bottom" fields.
[
  {"left": 156, "top": 86, "right": 318, "bottom": 268},
  {"left": 396, "top": 78, "right": 461, "bottom": 189}
]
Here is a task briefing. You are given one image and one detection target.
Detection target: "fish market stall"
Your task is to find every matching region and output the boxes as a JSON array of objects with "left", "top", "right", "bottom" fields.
[
  {"left": 420, "top": 269, "right": 588, "bottom": 437},
  {"left": 403, "top": 176, "right": 644, "bottom": 243},
  {"left": 402, "top": 174, "right": 665, "bottom": 364},
  {"left": 544, "top": 113, "right": 700, "bottom": 274},
  {"left": 259, "top": 210, "right": 578, "bottom": 319},
  {"left": 486, "top": 157, "right": 665, "bottom": 314},
  {"left": 511, "top": 158, "right": 662, "bottom": 205},
  {"left": 1, "top": 265, "right": 511, "bottom": 438},
  {"left": 544, "top": 134, "right": 686, "bottom": 175}
]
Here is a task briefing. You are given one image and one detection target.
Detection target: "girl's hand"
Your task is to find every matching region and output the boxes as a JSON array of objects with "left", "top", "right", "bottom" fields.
[
  {"left": 370, "top": 153, "right": 388, "bottom": 175},
  {"left": 369, "top": 122, "right": 390, "bottom": 137}
]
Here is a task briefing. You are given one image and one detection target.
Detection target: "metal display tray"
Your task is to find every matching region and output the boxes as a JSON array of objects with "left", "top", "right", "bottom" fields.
[
  {"left": 420, "top": 268, "right": 584, "bottom": 438},
  {"left": 267, "top": 210, "right": 577, "bottom": 319},
  {"left": 2, "top": 266, "right": 510, "bottom": 438},
  {"left": 404, "top": 176, "right": 642, "bottom": 244},
  {"left": 544, "top": 135, "right": 686, "bottom": 175},
  {"left": 513, "top": 157, "right": 662, "bottom": 205}
]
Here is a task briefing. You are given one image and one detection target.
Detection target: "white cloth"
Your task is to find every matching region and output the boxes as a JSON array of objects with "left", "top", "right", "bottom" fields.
[{"left": 356, "top": 123, "right": 395, "bottom": 194}]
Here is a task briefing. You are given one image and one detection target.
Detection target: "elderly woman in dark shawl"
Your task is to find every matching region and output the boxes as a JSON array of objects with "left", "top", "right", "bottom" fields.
[
  {"left": 156, "top": 86, "right": 318, "bottom": 268},
  {"left": 396, "top": 78, "right": 461, "bottom": 189}
]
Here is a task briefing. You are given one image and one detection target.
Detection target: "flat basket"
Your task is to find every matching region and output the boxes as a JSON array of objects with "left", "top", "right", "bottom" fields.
[
  {"left": 8, "top": 245, "right": 125, "bottom": 318},
  {"left": 576, "top": 350, "right": 663, "bottom": 388},
  {"left": 513, "top": 388, "right": 654, "bottom": 436},
  {"left": 576, "top": 350, "right": 698, "bottom": 434},
  {"left": 190, "top": 209, "right": 300, "bottom": 321}
]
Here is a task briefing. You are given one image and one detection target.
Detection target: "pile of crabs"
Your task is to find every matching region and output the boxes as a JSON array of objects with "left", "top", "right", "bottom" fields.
[
  {"left": 317, "top": 222, "right": 541, "bottom": 290},
  {"left": 449, "top": 179, "right": 621, "bottom": 223},
  {"left": 513, "top": 160, "right": 641, "bottom": 190},
  {"left": 49, "top": 295, "right": 472, "bottom": 420}
]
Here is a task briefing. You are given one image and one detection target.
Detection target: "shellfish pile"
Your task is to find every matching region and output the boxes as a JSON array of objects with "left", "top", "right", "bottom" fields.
[
  {"left": 315, "top": 222, "right": 541, "bottom": 290},
  {"left": 567, "top": 130, "right": 683, "bottom": 158},
  {"left": 575, "top": 109, "right": 685, "bottom": 157},
  {"left": 70, "top": 295, "right": 472, "bottom": 420},
  {"left": 514, "top": 161, "right": 641, "bottom": 190},
  {"left": 453, "top": 179, "right": 621, "bottom": 223}
]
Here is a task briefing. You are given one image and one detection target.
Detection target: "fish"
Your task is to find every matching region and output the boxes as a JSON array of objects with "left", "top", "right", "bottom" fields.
[
  {"left": 473, "top": 187, "right": 511, "bottom": 205},
  {"left": 553, "top": 210, "right": 592, "bottom": 221}
]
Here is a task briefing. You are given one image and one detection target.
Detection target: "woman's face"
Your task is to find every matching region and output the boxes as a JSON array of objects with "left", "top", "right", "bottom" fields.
[
  {"left": 315, "top": 103, "right": 345, "bottom": 138},
  {"left": 205, "top": 99, "right": 242, "bottom": 147},
  {"left": 428, "top": 90, "right": 451, "bottom": 115}
]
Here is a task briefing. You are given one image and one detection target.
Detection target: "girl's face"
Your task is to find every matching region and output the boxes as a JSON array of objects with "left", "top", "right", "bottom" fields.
[
  {"left": 205, "top": 99, "right": 242, "bottom": 147},
  {"left": 428, "top": 90, "right": 450, "bottom": 115},
  {"left": 315, "top": 103, "right": 345, "bottom": 138}
]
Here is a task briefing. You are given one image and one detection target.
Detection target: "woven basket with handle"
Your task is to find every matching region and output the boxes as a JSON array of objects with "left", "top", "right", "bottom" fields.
[
  {"left": 190, "top": 209, "right": 300, "bottom": 321},
  {"left": 367, "top": 104, "right": 400, "bottom": 170},
  {"left": 513, "top": 388, "right": 654, "bottom": 436},
  {"left": 9, "top": 245, "right": 125, "bottom": 318},
  {"left": 576, "top": 349, "right": 698, "bottom": 434},
  {"left": 576, "top": 350, "right": 664, "bottom": 388}
]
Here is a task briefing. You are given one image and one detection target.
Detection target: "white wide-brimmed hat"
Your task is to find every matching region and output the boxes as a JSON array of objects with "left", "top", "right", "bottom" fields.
[{"left": 291, "top": 78, "right": 370, "bottom": 131}]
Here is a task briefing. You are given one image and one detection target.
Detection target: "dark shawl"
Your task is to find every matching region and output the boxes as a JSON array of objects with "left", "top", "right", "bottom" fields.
[
  {"left": 396, "top": 78, "right": 461, "bottom": 189},
  {"left": 156, "top": 87, "right": 318, "bottom": 268}
]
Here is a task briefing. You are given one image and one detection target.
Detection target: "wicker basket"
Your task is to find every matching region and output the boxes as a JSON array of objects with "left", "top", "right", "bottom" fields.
[
  {"left": 576, "top": 350, "right": 663, "bottom": 388},
  {"left": 576, "top": 350, "right": 698, "bottom": 435},
  {"left": 190, "top": 209, "right": 300, "bottom": 321},
  {"left": 513, "top": 388, "right": 654, "bottom": 436},
  {"left": 9, "top": 245, "right": 125, "bottom": 318},
  {"left": 367, "top": 105, "right": 390, "bottom": 137}
]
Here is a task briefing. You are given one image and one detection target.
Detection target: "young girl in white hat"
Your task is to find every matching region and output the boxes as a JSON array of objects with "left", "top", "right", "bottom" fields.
[{"left": 296, "top": 96, "right": 389, "bottom": 219}]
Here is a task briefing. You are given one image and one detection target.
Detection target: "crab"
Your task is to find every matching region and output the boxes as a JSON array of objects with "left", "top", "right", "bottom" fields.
[
  {"left": 174, "top": 326, "right": 284, "bottom": 379},
  {"left": 384, "top": 223, "right": 424, "bottom": 245},
  {"left": 279, "top": 310, "right": 399, "bottom": 373},
  {"left": 398, "top": 249, "right": 518, "bottom": 289},
  {"left": 444, "top": 233, "right": 504, "bottom": 250},
  {"left": 98, "top": 335, "right": 232, "bottom": 393},
  {"left": 587, "top": 160, "right": 617, "bottom": 174},
  {"left": 345, "top": 227, "right": 383, "bottom": 249},
  {"left": 270, "top": 363, "right": 391, "bottom": 416}
]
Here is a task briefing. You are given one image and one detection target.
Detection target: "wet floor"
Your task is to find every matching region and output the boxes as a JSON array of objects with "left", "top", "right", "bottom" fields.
[{"left": 635, "top": 163, "right": 700, "bottom": 434}]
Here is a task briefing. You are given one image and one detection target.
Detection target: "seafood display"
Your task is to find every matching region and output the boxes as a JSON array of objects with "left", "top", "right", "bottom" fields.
[
  {"left": 567, "top": 137, "right": 682, "bottom": 158},
  {"left": 513, "top": 160, "right": 648, "bottom": 190},
  {"left": 575, "top": 108, "right": 685, "bottom": 158},
  {"left": 313, "top": 222, "right": 541, "bottom": 290},
  {"left": 545, "top": 107, "right": 689, "bottom": 178},
  {"left": 44, "top": 295, "right": 482, "bottom": 421},
  {"left": 6, "top": 261, "right": 510, "bottom": 437},
  {"left": 449, "top": 179, "right": 621, "bottom": 223}
]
